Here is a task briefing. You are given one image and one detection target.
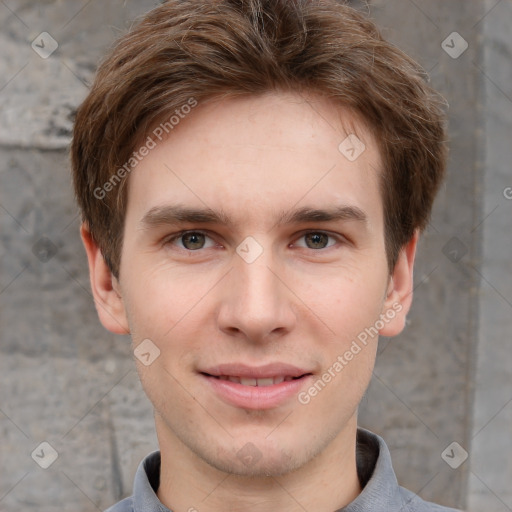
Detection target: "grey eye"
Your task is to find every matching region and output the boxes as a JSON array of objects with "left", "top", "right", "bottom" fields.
[
  {"left": 294, "top": 231, "right": 339, "bottom": 250},
  {"left": 180, "top": 232, "right": 207, "bottom": 250}
]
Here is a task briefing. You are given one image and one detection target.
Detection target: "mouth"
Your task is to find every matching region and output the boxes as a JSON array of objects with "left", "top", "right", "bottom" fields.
[
  {"left": 202, "top": 374, "right": 308, "bottom": 386},
  {"left": 199, "top": 363, "right": 314, "bottom": 409}
]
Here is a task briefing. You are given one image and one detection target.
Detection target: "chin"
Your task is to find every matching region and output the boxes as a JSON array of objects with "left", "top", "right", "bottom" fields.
[{"left": 204, "top": 441, "right": 306, "bottom": 478}]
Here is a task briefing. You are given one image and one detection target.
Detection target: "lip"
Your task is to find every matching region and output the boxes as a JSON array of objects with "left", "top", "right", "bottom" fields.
[
  {"left": 200, "top": 363, "right": 313, "bottom": 410},
  {"left": 201, "top": 362, "right": 311, "bottom": 379}
]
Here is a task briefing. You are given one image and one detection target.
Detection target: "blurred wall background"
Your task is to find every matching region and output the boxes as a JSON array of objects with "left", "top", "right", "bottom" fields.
[{"left": 0, "top": 1, "right": 511, "bottom": 511}]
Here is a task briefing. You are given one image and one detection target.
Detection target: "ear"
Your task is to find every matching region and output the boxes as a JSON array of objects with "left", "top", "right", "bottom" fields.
[
  {"left": 378, "top": 230, "right": 419, "bottom": 337},
  {"left": 80, "top": 223, "right": 130, "bottom": 335}
]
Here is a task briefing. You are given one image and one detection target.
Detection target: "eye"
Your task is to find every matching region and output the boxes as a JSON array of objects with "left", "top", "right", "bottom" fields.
[
  {"left": 294, "top": 231, "right": 339, "bottom": 250},
  {"left": 166, "top": 231, "right": 217, "bottom": 250}
]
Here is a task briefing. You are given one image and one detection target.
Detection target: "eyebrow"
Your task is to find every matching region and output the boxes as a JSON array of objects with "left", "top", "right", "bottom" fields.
[
  {"left": 139, "top": 204, "right": 368, "bottom": 230},
  {"left": 275, "top": 205, "right": 367, "bottom": 226},
  {"left": 140, "top": 205, "right": 231, "bottom": 228}
]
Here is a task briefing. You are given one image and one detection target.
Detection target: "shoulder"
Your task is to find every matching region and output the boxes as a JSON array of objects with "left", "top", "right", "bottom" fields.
[
  {"left": 398, "top": 486, "right": 464, "bottom": 512},
  {"left": 104, "top": 496, "right": 134, "bottom": 512}
]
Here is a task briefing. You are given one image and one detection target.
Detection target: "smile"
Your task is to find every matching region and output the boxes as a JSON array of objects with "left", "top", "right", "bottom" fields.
[
  {"left": 200, "top": 365, "right": 313, "bottom": 409},
  {"left": 210, "top": 375, "right": 305, "bottom": 386}
]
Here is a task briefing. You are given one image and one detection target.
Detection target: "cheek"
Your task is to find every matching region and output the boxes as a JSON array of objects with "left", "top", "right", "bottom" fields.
[
  {"left": 304, "top": 264, "right": 388, "bottom": 338},
  {"left": 121, "top": 259, "right": 214, "bottom": 338},
  {"left": 297, "top": 264, "right": 386, "bottom": 400}
]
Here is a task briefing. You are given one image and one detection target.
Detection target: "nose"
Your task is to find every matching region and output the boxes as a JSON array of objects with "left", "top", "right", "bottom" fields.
[{"left": 216, "top": 246, "right": 297, "bottom": 344}]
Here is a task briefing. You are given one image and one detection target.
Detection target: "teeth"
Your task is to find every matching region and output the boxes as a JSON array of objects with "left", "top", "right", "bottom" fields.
[
  {"left": 257, "top": 378, "right": 274, "bottom": 387},
  {"left": 217, "top": 375, "right": 296, "bottom": 386},
  {"left": 240, "top": 377, "right": 257, "bottom": 386}
]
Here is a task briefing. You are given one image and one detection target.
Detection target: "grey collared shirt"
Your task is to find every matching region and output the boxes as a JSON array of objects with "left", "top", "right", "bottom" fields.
[{"left": 105, "top": 428, "right": 463, "bottom": 512}]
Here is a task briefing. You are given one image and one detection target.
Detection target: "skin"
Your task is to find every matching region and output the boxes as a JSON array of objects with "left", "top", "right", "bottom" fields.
[{"left": 81, "top": 90, "right": 418, "bottom": 512}]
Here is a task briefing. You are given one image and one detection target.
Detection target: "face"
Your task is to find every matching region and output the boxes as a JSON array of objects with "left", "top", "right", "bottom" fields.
[{"left": 83, "top": 91, "right": 416, "bottom": 478}]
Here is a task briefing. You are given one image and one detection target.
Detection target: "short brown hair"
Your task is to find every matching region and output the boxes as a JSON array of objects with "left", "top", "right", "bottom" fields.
[{"left": 71, "top": 0, "right": 447, "bottom": 278}]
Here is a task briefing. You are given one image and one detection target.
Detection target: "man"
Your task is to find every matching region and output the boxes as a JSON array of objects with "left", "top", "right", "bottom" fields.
[{"left": 71, "top": 0, "right": 460, "bottom": 510}]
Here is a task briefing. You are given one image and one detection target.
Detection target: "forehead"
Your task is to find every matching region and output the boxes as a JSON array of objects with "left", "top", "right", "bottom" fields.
[{"left": 125, "top": 91, "right": 383, "bottom": 231}]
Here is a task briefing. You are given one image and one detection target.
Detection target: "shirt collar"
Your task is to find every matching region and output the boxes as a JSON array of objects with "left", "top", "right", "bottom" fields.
[
  {"left": 337, "top": 427, "right": 405, "bottom": 511},
  {"left": 132, "top": 427, "right": 404, "bottom": 512},
  {"left": 133, "top": 449, "right": 169, "bottom": 512}
]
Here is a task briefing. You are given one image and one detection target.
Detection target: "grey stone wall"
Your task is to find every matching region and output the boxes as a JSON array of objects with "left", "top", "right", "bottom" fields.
[{"left": 0, "top": 1, "right": 510, "bottom": 511}]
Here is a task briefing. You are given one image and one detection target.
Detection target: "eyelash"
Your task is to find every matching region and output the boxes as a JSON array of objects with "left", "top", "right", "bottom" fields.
[{"left": 163, "top": 230, "right": 346, "bottom": 252}]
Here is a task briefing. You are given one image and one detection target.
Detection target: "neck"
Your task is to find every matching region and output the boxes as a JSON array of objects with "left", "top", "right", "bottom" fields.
[{"left": 156, "top": 414, "right": 362, "bottom": 512}]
